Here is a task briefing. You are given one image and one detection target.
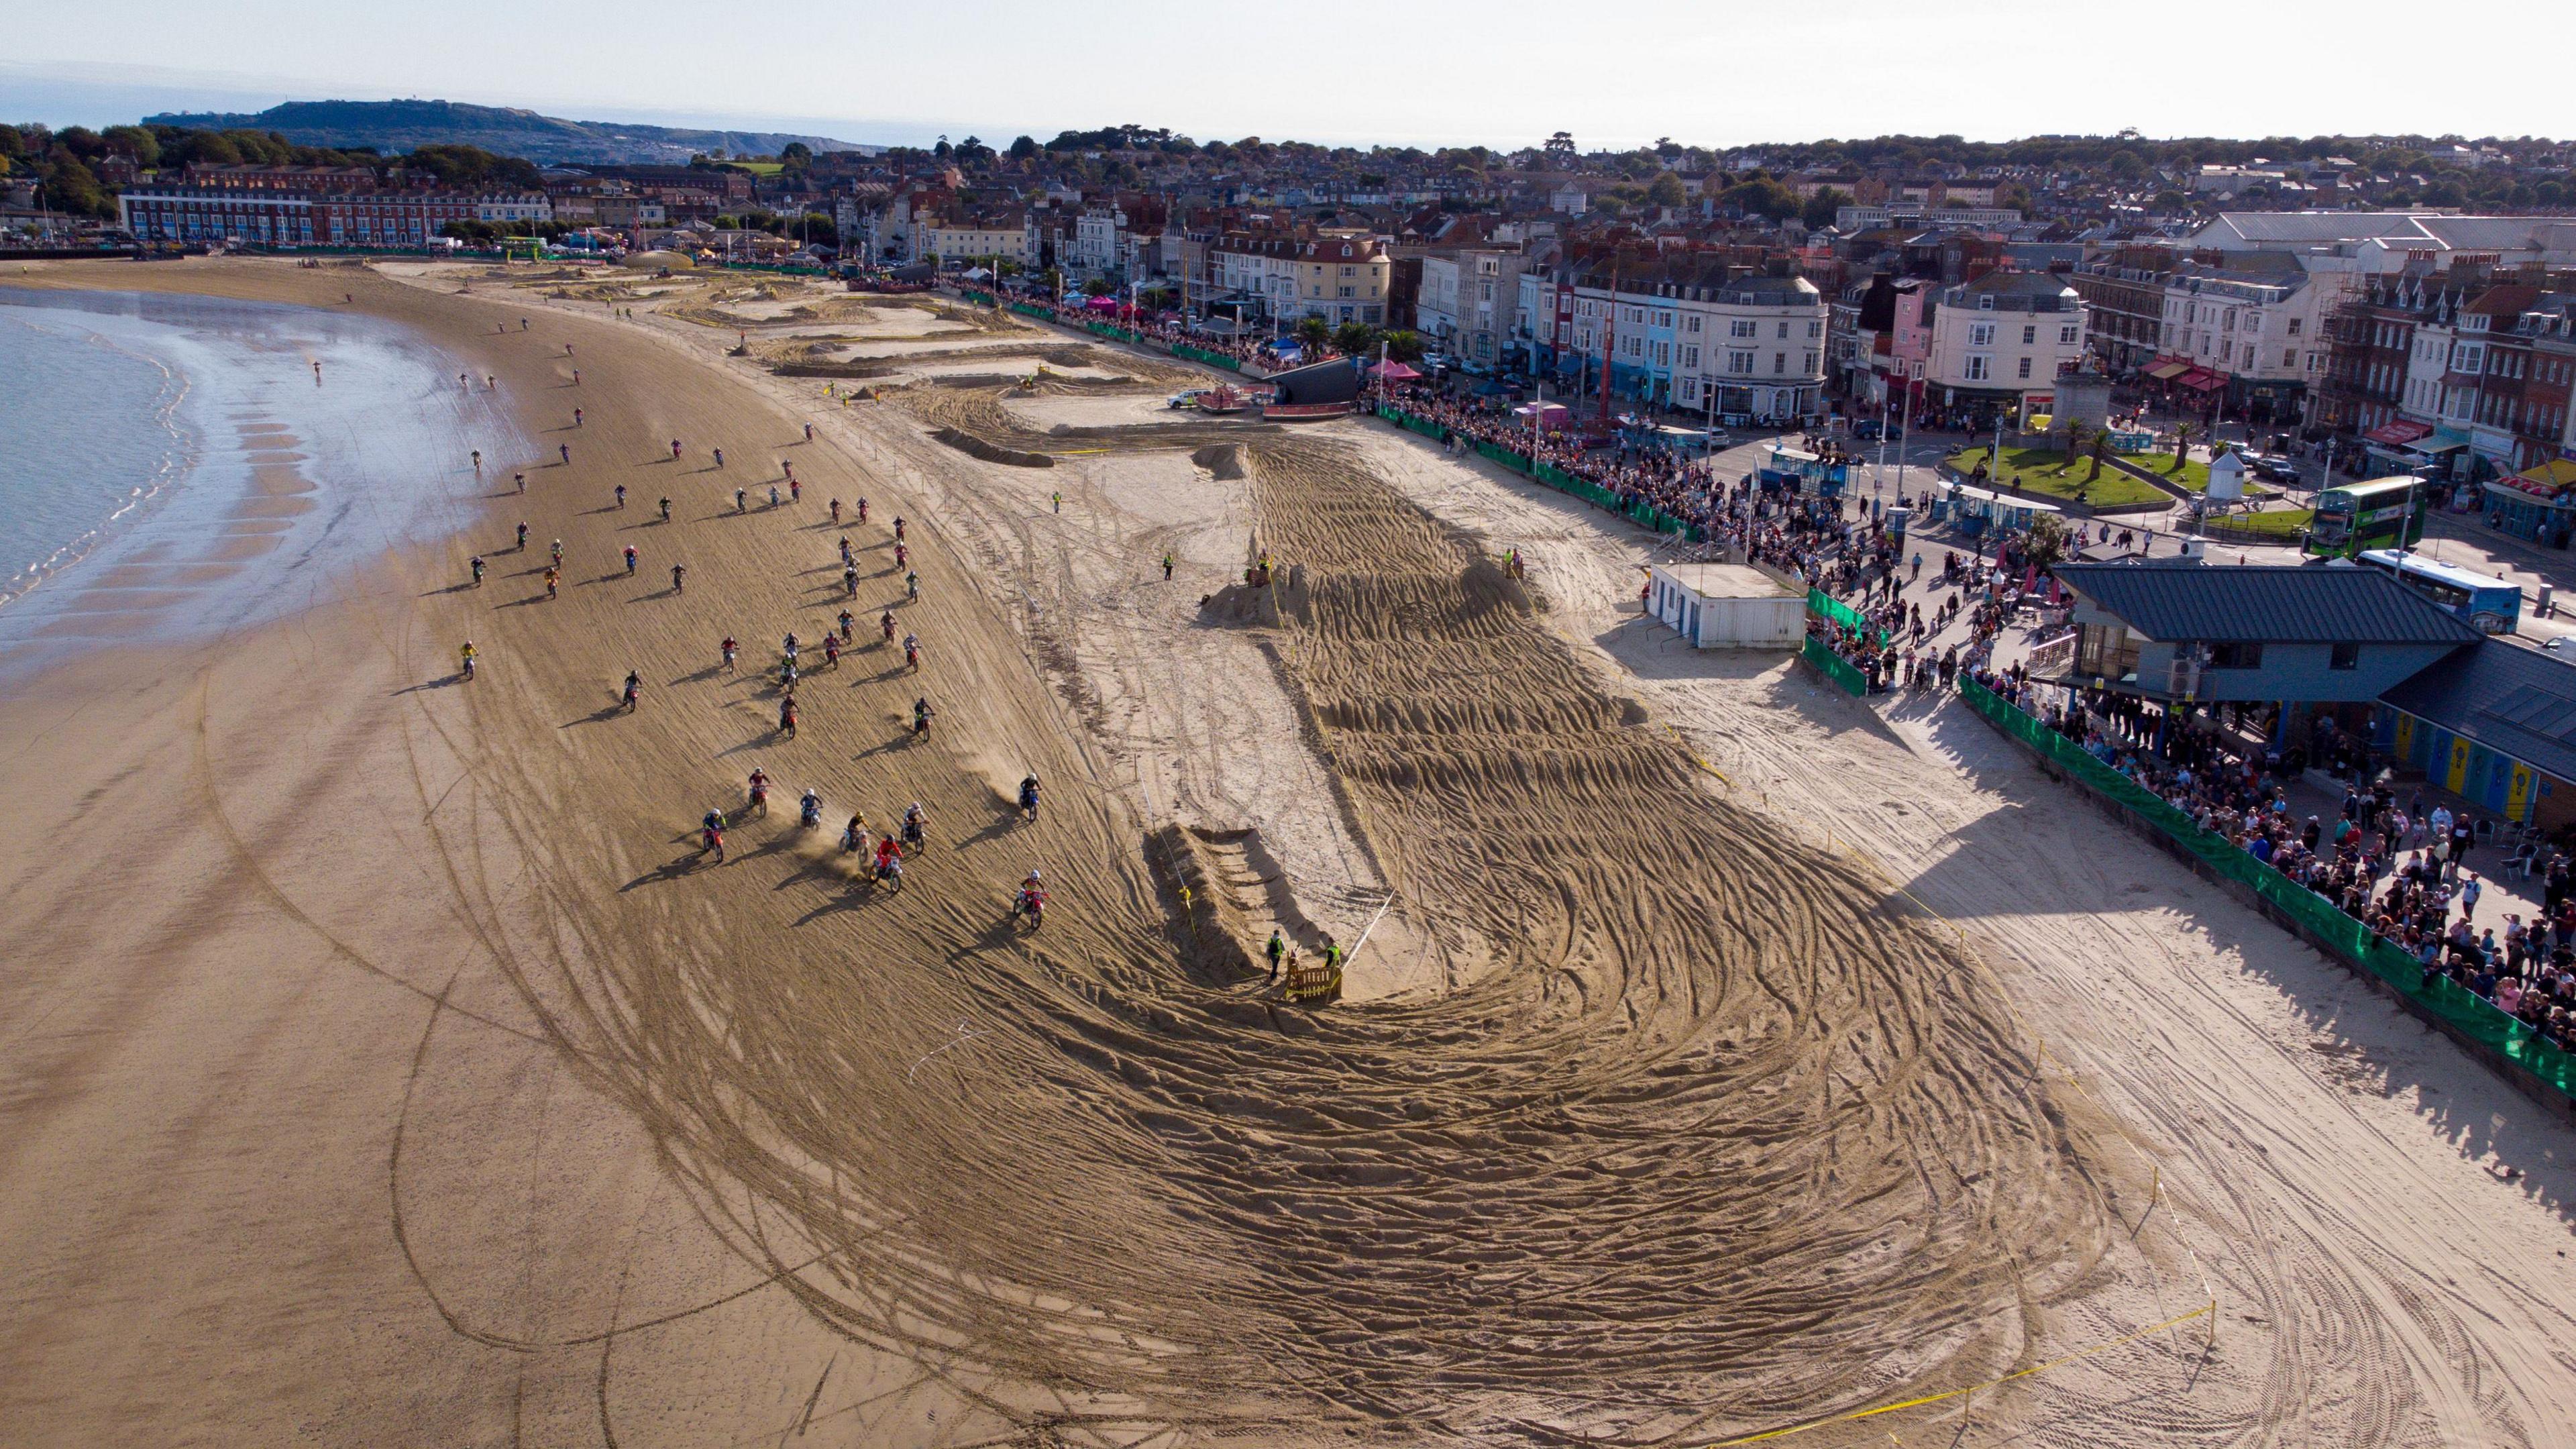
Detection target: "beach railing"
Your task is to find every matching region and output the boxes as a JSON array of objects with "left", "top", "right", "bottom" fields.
[{"left": 1956, "top": 675, "right": 2576, "bottom": 1110}]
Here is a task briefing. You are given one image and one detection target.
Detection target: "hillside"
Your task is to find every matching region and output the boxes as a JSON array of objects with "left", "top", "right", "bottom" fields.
[{"left": 138, "top": 98, "right": 872, "bottom": 164}]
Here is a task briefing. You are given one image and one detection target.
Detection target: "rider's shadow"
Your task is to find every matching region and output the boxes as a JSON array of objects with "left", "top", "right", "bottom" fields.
[{"left": 960, "top": 808, "right": 1024, "bottom": 851}]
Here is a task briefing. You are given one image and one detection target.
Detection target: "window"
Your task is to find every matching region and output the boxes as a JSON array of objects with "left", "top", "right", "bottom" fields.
[
  {"left": 2061, "top": 324, "right": 2080, "bottom": 345},
  {"left": 2017, "top": 356, "right": 2033, "bottom": 379},
  {"left": 1808, "top": 320, "right": 1823, "bottom": 338},
  {"left": 1777, "top": 321, "right": 1790, "bottom": 339},
  {"left": 1774, "top": 352, "right": 1786, "bottom": 374},
  {"left": 2207, "top": 642, "right": 2264, "bottom": 669},
  {"left": 1728, "top": 350, "right": 1754, "bottom": 372},
  {"left": 1731, "top": 319, "right": 1756, "bottom": 338},
  {"left": 1684, "top": 345, "right": 1699, "bottom": 368},
  {"left": 2288, "top": 317, "right": 2302, "bottom": 337},
  {"left": 2023, "top": 325, "right": 2037, "bottom": 345},
  {"left": 1688, "top": 315, "right": 1701, "bottom": 333},
  {"left": 2285, "top": 349, "right": 2298, "bottom": 368},
  {"left": 1978, "top": 294, "right": 1995, "bottom": 311},
  {"left": 1965, "top": 354, "right": 1991, "bottom": 381},
  {"left": 1970, "top": 322, "right": 1996, "bottom": 346}
]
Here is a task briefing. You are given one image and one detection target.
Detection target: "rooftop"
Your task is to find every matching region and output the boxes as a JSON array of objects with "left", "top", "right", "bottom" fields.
[
  {"left": 2053, "top": 561, "right": 2486, "bottom": 645},
  {"left": 2381, "top": 641, "right": 2576, "bottom": 786}
]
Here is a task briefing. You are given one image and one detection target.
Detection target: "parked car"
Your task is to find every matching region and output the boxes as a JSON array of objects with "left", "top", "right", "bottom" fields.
[
  {"left": 1851, "top": 419, "right": 1886, "bottom": 441},
  {"left": 2245, "top": 453, "right": 2302, "bottom": 484}
]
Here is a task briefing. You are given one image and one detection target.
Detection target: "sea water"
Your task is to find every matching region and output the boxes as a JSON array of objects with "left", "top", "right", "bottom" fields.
[{"left": 0, "top": 284, "right": 526, "bottom": 669}]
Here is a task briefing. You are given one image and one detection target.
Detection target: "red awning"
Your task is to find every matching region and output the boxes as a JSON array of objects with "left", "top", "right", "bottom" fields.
[
  {"left": 2176, "top": 368, "right": 2225, "bottom": 390},
  {"left": 2143, "top": 359, "right": 2191, "bottom": 380},
  {"left": 2363, "top": 419, "right": 2434, "bottom": 447}
]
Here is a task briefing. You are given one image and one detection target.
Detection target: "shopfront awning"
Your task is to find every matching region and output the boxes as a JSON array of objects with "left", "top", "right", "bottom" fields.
[
  {"left": 2143, "top": 360, "right": 2191, "bottom": 380},
  {"left": 2177, "top": 368, "right": 2226, "bottom": 391},
  {"left": 2364, "top": 419, "right": 2435, "bottom": 447},
  {"left": 2497, "top": 458, "right": 2576, "bottom": 500}
]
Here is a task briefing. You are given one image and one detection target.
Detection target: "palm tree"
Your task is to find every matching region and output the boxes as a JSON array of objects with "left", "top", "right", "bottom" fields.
[
  {"left": 2055, "top": 421, "right": 2092, "bottom": 475},
  {"left": 2171, "top": 421, "right": 2196, "bottom": 472}
]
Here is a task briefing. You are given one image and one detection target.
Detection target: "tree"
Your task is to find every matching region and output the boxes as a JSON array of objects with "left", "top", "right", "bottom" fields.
[
  {"left": 1295, "top": 316, "right": 1332, "bottom": 351},
  {"left": 779, "top": 141, "right": 812, "bottom": 167},
  {"left": 1380, "top": 329, "right": 1424, "bottom": 363},
  {"left": 1081, "top": 276, "right": 1116, "bottom": 297},
  {"left": 1644, "top": 170, "right": 1688, "bottom": 209},
  {"left": 1543, "top": 131, "right": 1576, "bottom": 158},
  {"left": 1719, "top": 178, "right": 1801, "bottom": 221},
  {"left": 2172, "top": 421, "right": 2196, "bottom": 472},
  {"left": 41, "top": 157, "right": 111, "bottom": 219},
  {"left": 2023, "top": 513, "right": 2071, "bottom": 570},
  {"left": 101, "top": 124, "right": 160, "bottom": 169},
  {"left": 1802, "top": 186, "right": 1853, "bottom": 230},
  {"left": 2055, "top": 421, "right": 2092, "bottom": 474},
  {"left": 1334, "top": 321, "right": 1377, "bottom": 357},
  {"left": 1008, "top": 135, "right": 1039, "bottom": 161}
]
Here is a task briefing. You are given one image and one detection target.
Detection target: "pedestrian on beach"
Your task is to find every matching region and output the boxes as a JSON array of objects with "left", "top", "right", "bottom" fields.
[
  {"left": 1265, "top": 930, "right": 1285, "bottom": 982},
  {"left": 516, "top": 472, "right": 526, "bottom": 494}
]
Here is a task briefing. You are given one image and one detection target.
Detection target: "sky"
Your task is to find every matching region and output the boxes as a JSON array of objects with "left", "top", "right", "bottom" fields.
[{"left": 5, "top": 0, "right": 2574, "bottom": 153}]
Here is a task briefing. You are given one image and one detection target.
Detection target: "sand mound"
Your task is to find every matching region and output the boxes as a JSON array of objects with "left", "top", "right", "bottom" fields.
[
  {"left": 622, "top": 249, "right": 694, "bottom": 270},
  {"left": 930, "top": 426, "right": 1053, "bottom": 468},
  {"left": 770, "top": 361, "right": 898, "bottom": 378},
  {"left": 1146, "top": 824, "right": 1263, "bottom": 982},
  {"left": 1191, "top": 444, "right": 1246, "bottom": 480}
]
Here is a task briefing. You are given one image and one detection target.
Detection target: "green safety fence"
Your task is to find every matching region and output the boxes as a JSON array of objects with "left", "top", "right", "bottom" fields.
[
  {"left": 1086, "top": 321, "right": 1140, "bottom": 344},
  {"left": 1807, "top": 586, "right": 1890, "bottom": 647},
  {"left": 1801, "top": 635, "right": 1868, "bottom": 696},
  {"left": 1376, "top": 405, "right": 1703, "bottom": 541},
  {"left": 1956, "top": 676, "right": 2576, "bottom": 1100},
  {"left": 1171, "top": 343, "right": 1244, "bottom": 373},
  {"left": 1009, "top": 303, "right": 1054, "bottom": 322},
  {"left": 959, "top": 288, "right": 997, "bottom": 307}
]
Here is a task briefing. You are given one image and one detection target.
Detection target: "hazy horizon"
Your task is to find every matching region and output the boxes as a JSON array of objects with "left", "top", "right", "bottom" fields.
[{"left": 7, "top": 0, "right": 2575, "bottom": 157}]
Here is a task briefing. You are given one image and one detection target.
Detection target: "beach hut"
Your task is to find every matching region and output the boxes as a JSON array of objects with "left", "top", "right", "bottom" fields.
[{"left": 1647, "top": 564, "right": 1805, "bottom": 649}]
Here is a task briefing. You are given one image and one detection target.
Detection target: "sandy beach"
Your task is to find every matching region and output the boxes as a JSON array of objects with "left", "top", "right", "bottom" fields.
[{"left": 3, "top": 257, "right": 2571, "bottom": 1448}]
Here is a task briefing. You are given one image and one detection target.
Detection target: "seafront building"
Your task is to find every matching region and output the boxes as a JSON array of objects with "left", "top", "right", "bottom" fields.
[{"left": 117, "top": 164, "right": 548, "bottom": 248}]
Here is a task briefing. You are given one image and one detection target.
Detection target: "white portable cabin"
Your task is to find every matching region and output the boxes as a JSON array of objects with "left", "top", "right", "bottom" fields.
[{"left": 1648, "top": 564, "right": 1804, "bottom": 649}]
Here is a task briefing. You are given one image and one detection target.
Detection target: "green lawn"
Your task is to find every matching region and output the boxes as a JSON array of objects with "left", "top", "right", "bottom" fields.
[
  {"left": 2210, "top": 506, "right": 2313, "bottom": 537},
  {"left": 2134, "top": 452, "right": 2212, "bottom": 491},
  {"left": 1943, "top": 446, "right": 2168, "bottom": 506}
]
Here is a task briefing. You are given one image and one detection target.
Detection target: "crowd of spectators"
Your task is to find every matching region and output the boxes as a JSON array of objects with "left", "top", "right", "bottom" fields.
[{"left": 1973, "top": 671, "right": 2576, "bottom": 1055}]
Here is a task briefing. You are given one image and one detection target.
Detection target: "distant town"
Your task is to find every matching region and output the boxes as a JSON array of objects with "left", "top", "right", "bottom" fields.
[{"left": 12, "top": 111, "right": 2576, "bottom": 480}]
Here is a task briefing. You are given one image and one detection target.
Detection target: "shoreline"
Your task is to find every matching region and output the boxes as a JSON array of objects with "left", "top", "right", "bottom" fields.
[{"left": 0, "top": 282, "right": 529, "bottom": 677}]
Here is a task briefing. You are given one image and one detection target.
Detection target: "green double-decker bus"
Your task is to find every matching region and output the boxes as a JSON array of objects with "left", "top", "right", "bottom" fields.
[{"left": 2306, "top": 475, "right": 2427, "bottom": 557}]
